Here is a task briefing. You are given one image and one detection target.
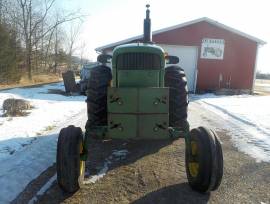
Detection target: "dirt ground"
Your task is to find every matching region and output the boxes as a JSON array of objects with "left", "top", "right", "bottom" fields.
[
  {"left": 12, "top": 102, "right": 270, "bottom": 204},
  {"left": 14, "top": 135, "right": 270, "bottom": 203}
]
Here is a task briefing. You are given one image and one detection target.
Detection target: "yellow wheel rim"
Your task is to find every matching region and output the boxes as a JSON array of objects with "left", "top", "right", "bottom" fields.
[
  {"left": 188, "top": 162, "right": 199, "bottom": 177},
  {"left": 79, "top": 142, "right": 85, "bottom": 177},
  {"left": 191, "top": 141, "right": 198, "bottom": 155},
  {"left": 80, "top": 161, "right": 85, "bottom": 176},
  {"left": 188, "top": 141, "right": 199, "bottom": 177}
]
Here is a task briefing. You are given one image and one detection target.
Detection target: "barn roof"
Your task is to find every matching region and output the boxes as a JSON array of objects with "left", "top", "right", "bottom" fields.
[{"left": 96, "top": 17, "right": 266, "bottom": 52}]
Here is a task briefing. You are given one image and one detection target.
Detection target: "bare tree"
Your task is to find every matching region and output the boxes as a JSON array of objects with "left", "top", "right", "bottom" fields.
[
  {"left": 0, "top": 0, "right": 2, "bottom": 23},
  {"left": 44, "top": 26, "right": 56, "bottom": 70},
  {"left": 16, "top": 0, "right": 85, "bottom": 79},
  {"left": 0, "top": 0, "right": 7, "bottom": 24},
  {"left": 79, "top": 41, "right": 87, "bottom": 65},
  {"left": 54, "top": 19, "right": 59, "bottom": 73},
  {"left": 0, "top": 0, "right": 88, "bottom": 83},
  {"left": 17, "top": 0, "right": 54, "bottom": 79},
  {"left": 66, "top": 21, "right": 82, "bottom": 69}
]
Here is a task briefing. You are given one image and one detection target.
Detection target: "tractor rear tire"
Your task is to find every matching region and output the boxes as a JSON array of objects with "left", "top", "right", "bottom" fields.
[
  {"left": 165, "top": 66, "right": 188, "bottom": 129},
  {"left": 57, "top": 125, "right": 85, "bottom": 193},
  {"left": 85, "top": 65, "right": 112, "bottom": 129},
  {"left": 185, "top": 127, "right": 223, "bottom": 193}
]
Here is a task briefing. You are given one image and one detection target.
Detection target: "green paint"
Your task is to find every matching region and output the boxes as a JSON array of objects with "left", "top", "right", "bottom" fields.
[
  {"left": 108, "top": 114, "right": 169, "bottom": 139},
  {"left": 139, "top": 88, "right": 168, "bottom": 113},
  {"left": 108, "top": 88, "right": 138, "bottom": 113},
  {"left": 108, "top": 114, "right": 137, "bottom": 139},
  {"left": 111, "top": 43, "right": 166, "bottom": 87},
  {"left": 107, "top": 87, "right": 169, "bottom": 139},
  {"left": 108, "top": 87, "right": 168, "bottom": 113},
  {"left": 138, "top": 114, "right": 169, "bottom": 139},
  {"left": 118, "top": 70, "right": 160, "bottom": 87}
]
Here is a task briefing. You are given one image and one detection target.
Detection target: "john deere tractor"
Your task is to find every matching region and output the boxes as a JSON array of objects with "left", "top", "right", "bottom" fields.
[{"left": 57, "top": 5, "right": 223, "bottom": 194}]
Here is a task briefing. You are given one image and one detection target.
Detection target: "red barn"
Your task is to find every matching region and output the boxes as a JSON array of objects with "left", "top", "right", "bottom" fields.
[{"left": 96, "top": 17, "right": 266, "bottom": 93}]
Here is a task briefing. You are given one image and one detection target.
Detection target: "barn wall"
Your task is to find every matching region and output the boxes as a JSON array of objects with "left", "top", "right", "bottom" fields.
[{"left": 152, "top": 22, "right": 257, "bottom": 91}]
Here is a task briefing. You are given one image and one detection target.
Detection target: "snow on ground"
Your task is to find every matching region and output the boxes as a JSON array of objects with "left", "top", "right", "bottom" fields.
[
  {"left": 84, "top": 149, "right": 129, "bottom": 184},
  {"left": 191, "top": 94, "right": 270, "bottom": 162},
  {"left": 27, "top": 148, "right": 129, "bottom": 202},
  {"left": 0, "top": 83, "right": 87, "bottom": 203},
  {"left": 0, "top": 83, "right": 85, "bottom": 159},
  {"left": 1, "top": 83, "right": 270, "bottom": 202},
  {"left": 28, "top": 174, "right": 57, "bottom": 204}
]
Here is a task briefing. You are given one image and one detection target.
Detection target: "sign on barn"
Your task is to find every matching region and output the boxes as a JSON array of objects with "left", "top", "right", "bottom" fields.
[{"left": 200, "top": 38, "right": 225, "bottom": 60}]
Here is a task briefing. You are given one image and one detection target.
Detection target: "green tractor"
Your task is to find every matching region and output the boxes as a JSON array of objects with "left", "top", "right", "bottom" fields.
[{"left": 57, "top": 5, "right": 223, "bottom": 194}]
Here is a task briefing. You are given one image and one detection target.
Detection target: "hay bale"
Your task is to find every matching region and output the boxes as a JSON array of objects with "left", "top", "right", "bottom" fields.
[{"left": 2, "top": 98, "right": 33, "bottom": 116}]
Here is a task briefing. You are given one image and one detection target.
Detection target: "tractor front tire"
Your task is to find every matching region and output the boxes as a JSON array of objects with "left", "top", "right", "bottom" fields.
[
  {"left": 57, "top": 125, "right": 85, "bottom": 193},
  {"left": 185, "top": 127, "right": 223, "bottom": 193},
  {"left": 165, "top": 66, "right": 188, "bottom": 129},
  {"left": 210, "top": 129, "right": 223, "bottom": 191}
]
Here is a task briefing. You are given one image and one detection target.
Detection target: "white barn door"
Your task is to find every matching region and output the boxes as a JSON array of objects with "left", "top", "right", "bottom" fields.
[{"left": 159, "top": 45, "right": 198, "bottom": 92}]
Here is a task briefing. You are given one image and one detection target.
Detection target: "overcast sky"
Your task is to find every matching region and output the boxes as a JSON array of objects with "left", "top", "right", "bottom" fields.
[{"left": 60, "top": 0, "right": 269, "bottom": 73}]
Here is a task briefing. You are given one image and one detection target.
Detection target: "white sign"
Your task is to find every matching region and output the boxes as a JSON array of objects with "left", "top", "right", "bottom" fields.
[{"left": 201, "top": 38, "right": 225, "bottom": 60}]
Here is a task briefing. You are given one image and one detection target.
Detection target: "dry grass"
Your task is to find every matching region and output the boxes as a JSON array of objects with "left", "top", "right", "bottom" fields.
[
  {"left": 2, "top": 98, "right": 33, "bottom": 117},
  {"left": 44, "top": 125, "right": 56, "bottom": 132},
  {"left": 0, "top": 73, "right": 62, "bottom": 90}
]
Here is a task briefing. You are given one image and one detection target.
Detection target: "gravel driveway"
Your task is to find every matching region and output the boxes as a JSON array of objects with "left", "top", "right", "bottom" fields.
[{"left": 13, "top": 101, "right": 270, "bottom": 204}]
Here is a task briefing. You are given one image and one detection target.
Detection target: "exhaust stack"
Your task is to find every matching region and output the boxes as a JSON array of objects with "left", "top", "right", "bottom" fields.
[{"left": 143, "top": 4, "right": 152, "bottom": 43}]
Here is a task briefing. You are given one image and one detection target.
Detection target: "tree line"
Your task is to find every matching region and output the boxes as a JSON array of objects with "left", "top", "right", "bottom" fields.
[
  {"left": 256, "top": 71, "right": 270, "bottom": 80},
  {"left": 0, "top": 0, "right": 86, "bottom": 84}
]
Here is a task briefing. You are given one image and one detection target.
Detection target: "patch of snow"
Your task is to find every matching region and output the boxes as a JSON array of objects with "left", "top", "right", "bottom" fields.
[
  {"left": 28, "top": 174, "right": 56, "bottom": 204},
  {"left": 191, "top": 94, "right": 270, "bottom": 162},
  {"left": 0, "top": 83, "right": 86, "bottom": 160},
  {"left": 84, "top": 149, "right": 129, "bottom": 184},
  {"left": 28, "top": 197, "right": 37, "bottom": 204},
  {"left": 84, "top": 160, "right": 110, "bottom": 184},
  {"left": 0, "top": 82, "right": 87, "bottom": 203},
  {"left": 36, "top": 174, "right": 57, "bottom": 196},
  {"left": 256, "top": 82, "right": 270, "bottom": 87},
  {"left": 112, "top": 149, "right": 129, "bottom": 157}
]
